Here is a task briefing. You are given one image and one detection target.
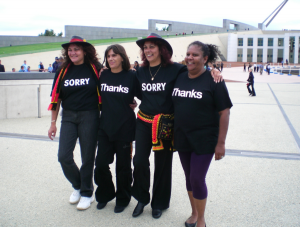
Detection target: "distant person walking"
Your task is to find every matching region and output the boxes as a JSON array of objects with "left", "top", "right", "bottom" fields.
[
  {"left": 38, "top": 62, "right": 45, "bottom": 72},
  {"left": 221, "top": 62, "right": 223, "bottom": 72},
  {"left": 267, "top": 64, "right": 271, "bottom": 75},
  {"left": 244, "top": 63, "right": 246, "bottom": 72},
  {"left": 247, "top": 68, "right": 256, "bottom": 96},
  {"left": 19, "top": 66, "right": 25, "bottom": 72},
  {"left": 22, "top": 60, "right": 28, "bottom": 72},
  {"left": 286, "top": 59, "right": 288, "bottom": 65},
  {"left": 253, "top": 63, "right": 257, "bottom": 72},
  {"left": 281, "top": 60, "right": 284, "bottom": 67},
  {"left": 133, "top": 61, "right": 139, "bottom": 71},
  {"left": 0, "top": 60, "right": 5, "bottom": 72},
  {"left": 52, "top": 57, "right": 59, "bottom": 73},
  {"left": 248, "top": 62, "right": 251, "bottom": 72}
]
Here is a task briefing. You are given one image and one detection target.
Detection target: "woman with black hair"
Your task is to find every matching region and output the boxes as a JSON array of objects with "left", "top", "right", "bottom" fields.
[
  {"left": 94, "top": 44, "right": 141, "bottom": 213},
  {"left": 172, "top": 41, "right": 232, "bottom": 227},
  {"left": 131, "top": 33, "right": 222, "bottom": 219},
  {"left": 48, "top": 36, "right": 102, "bottom": 210},
  {"left": 133, "top": 61, "right": 139, "bottom": 70}
]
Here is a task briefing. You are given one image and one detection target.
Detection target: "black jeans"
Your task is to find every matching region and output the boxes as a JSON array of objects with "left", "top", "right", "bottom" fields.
[
  {"left": 58, "top": 109, "right": 99, "bottom": 197},
  {"left": 247, "top": 82, "right": 256, "bottom": 96},
  {"left": 132, "top": 119, "right": 173, "bottom": 210},
  {"left": 94, "top": 131, "right": 132, "bottom": 207}
]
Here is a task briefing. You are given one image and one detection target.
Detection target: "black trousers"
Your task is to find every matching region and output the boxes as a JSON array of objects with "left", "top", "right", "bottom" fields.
[
  {"left": 58, "top": 109, "right": 99, "bottom": 197},
  {"left": 247, "top": 82, "right": 256, "bottom": 96},
  {"left": 94, "top": 132, "right": 132, "bottom": 207},
  {"left": 132, "top": 119, "right": 173, "bottom": 210}
]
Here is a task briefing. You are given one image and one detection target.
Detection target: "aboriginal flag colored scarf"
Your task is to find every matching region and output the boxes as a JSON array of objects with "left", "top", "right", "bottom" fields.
[{"left": 48, "top": 63, "right": 102, "bottom": 111}]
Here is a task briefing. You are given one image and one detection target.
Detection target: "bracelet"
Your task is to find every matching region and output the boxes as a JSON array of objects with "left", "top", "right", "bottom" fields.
[{"left": 51, "top": 120, "right": 56, "bottom": 122}]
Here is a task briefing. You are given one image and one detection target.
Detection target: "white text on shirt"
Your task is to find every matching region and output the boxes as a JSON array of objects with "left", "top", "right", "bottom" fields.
[
  {"left": 101, "top": 83, "right": 129, "bottom": 93},
  {"left": 141, "top": 83, "right": 166, "bottom": 92},
  {"left": 64, "top": 78, "right": 90, "bottom": 86},
  {"left": 172, "top": 88, "right": 202, "bottom": 99}
]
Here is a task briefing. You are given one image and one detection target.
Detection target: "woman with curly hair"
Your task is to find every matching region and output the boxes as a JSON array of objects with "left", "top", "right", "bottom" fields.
[
  {"left": 131, "top": 33, "right": 222, "bottom": 219},
  {"left": 172, "top": 41, "right": 232, "bottom": 227},
  {"left": 48, "top": 36, "right": 102, "bottom": 211}
]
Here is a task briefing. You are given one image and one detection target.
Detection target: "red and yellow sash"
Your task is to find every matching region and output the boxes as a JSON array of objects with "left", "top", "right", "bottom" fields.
[
  {"left": 137, "top": 110, "right": 174, "bottom": 151},
  {"left": 48, "top": 63, "right": 101, "bottom": 111}
]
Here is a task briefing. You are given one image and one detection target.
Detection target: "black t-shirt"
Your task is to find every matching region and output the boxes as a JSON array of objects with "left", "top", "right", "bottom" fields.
[
  {"left": 51, "top": 63, "right": 99, "bottom": 111},
  {"left": 136, "top": 62, "right": 186, "bottom": 115},
  {"left": 99, "top": 69, "right": 141, "bottom": 142},
  {"left": 172, "top": 70, "right": 233, "bottom": 155}
]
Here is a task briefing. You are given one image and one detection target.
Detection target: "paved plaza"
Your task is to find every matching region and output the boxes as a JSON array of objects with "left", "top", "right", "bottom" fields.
[{"left": 0, "top": 67, "right": 300, "bottom": 226}]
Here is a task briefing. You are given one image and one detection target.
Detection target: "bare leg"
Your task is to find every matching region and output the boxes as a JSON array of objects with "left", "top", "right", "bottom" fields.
[
  {"left": 194, "top": 197, "right": 207, "bottom": 227},
  {"left": 186, "top": 191, "right": 198, "bottom": 224}
]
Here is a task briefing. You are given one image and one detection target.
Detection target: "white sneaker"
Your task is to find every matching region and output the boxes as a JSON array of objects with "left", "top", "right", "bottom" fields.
[
  {"left": 69, "top": 189, "right": 81, "bottom": 204},
  {"left": 77, "top": 196, "right": 94, "bottom": 210}
]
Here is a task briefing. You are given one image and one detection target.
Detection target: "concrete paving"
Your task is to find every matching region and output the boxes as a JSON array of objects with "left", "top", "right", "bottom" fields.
[{"left": 0, "top": 67, "right": 300, "bottom": 227}]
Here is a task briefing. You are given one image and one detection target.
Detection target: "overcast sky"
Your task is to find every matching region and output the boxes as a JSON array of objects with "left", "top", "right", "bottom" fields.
[{"left": 0, "top": 0, "right": 299, "bottom": 36}]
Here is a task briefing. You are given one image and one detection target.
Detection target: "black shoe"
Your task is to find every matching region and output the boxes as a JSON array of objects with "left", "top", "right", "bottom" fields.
[
  {"left": 114, "top": 205, "right": 126, "bottom": 213},
  {"left": 152, "top": 209, "right": 162, "bottom": 219},
  {"left": 132, "top": 202, "right": 145, "bottom": 217},
  {"left": 185, "top": 221, "right": 197, "bottom": 227},
  {"left": 97, "top": 202, "right": 107, "bottom": 210}
]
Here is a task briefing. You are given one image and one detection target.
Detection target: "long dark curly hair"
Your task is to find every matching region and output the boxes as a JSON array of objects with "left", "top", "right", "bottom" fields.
[
  {"left": 140, "top": 40, "right": 173, "bottom": 67},
  {"left": 61, "top": 43, "right": 102, "bottom": 71}
]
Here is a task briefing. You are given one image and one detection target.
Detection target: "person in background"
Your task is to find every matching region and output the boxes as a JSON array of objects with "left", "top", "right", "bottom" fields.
[
  {"left": 244, "top": 63, "right": 246, "bottom": 72},
  {"left": 253, "top": 63, "right": 257, "bottom": 73},
  {"left": 12, "top": 68, "right": 16, "bottom": 72},
  {"left": 22, "top": 60, "right": 28, "bottom": 72},
  {"left": 19, "top": 66, "right": 25, "bottom": 72},
  {"left": 48, "top": 64, "right": 53, "bottom": 73},
  {"left": 220, "top": 61, "right": 223, "bottom": 72},
  {"left": 247, "top": 68, "right": 256, "bottom": 96},
  {"left": 133, "top": 61, "right": 139, "bottom": 71},
  {"left": 52, "top": 57, "right": 59, "bottom": 73},
  {"left": 267, "top": 63, "right": 271, "bottom": 75},
  {"left": 48, "top": 36, "right": 102, "bottom": 211},
  {"left": 27, "top": 66, "right": 31, "bottom": 72},
  {"left": 39, "top": 62, "right": 45, "bottom": 72},
  {"left": 0, "top": 60, "right": 5, "bottom": 72},
  {"left": 172, "top": 41, "right": 232, "bottom": 227}
]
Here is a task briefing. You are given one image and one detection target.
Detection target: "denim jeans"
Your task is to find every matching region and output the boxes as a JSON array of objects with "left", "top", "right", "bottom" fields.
[{"left": 58, "top": 109, "right": 100, "bottom": 197}]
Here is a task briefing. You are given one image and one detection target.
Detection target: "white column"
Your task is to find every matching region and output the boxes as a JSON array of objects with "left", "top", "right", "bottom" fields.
[
  {"left": 253, "top": 36, "right": 258, "bottom": 62},
  {"left": 263, "top": 36, "right": 268, "bottom": 63},
  {"left": 242, "top": 36, "right": 247, "bottom": 62},
  {"left": 294, "top": 35, "right": 299, "bottom": 64},
  {"left": 273, "top": 37, "right": 278, "bottom": 63},
  {"left": 227, "top": 33, "right": 238, "bottom": 62},
  {"left": 284, "top": 34, "right": 290, "bottom": 63}
]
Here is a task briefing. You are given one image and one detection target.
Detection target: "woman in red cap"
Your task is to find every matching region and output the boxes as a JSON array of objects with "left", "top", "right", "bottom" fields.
[
  {"left": 131, "top": 33, "right": 222, "bottom": 219},
  {"left": 48, "top": 36, "right": 102, "bottom": 210}
]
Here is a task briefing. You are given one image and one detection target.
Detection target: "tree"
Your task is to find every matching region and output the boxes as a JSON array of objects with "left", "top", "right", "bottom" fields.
[{"left": 38, "top": 29, "right": 63, "bottom": 37}]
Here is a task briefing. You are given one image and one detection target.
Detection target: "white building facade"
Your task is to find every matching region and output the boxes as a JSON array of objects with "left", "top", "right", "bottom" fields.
[{"left": 227, "top": 32, "right": 300, "bottom": 64}]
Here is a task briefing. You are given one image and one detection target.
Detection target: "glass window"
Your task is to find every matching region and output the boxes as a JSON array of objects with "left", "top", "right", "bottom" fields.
[
  {"left": 258, "top": 38, "right": 263, "bottom": 46},
  {"left": 268, "top": 38, "right": 273, "bottom": 46},
  {"left": 248, "top": 38, "right": 253, "bottom": 46},
  {"left": 278, "top": 38, "right": 284, "bottom": 46},
  {"left": 238, "top": 38, "right": 243, "bottom": 46}
]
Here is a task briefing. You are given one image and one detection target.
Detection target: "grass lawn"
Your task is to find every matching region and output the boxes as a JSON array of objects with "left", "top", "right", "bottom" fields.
[{"left": 0, "top": 34, "right": 188, "bottom": 58}]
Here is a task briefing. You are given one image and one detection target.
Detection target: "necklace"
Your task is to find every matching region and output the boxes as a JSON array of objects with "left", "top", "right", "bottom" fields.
[{"left": 149, "top": 64, "right": 162, "bottom": 81}]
